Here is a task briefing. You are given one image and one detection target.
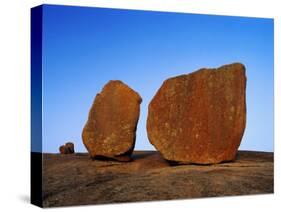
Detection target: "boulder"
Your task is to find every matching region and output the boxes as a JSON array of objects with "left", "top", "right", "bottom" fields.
[
  {"left": 82, "top": 80, "right": 142, "bottom": 161},
  {"left": 147, "top": 63, "right": 247, "bottom": 164},
  {"left": 65, "top": 142, "right": 75, "bottom": 153},
  {"left": 59, "top": 142, "right": 75, "bottom": 154}
]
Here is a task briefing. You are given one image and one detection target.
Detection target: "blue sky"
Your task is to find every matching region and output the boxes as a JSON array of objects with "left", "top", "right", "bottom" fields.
[{"left": 40, "top": 4, "right": 274, "bottom": 153}]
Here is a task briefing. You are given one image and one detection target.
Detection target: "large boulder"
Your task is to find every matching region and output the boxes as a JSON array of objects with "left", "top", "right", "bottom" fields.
[
  {"left": 82, "top": 80, "right": 142, "bottom": 161},
  {"left": 147, "top": 63, "right": 247, "bottom": 164}
]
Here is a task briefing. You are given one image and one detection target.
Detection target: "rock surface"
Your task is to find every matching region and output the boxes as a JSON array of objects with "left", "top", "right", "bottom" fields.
[
  {"left": 42, "top": 151, "right": 273, "bottom": 207},
  {"left": 59, "top": 142, "right": 75, "bottom": 154},
  {"left": 147, "top": 63, "right": 247, "bottom": 164},
  {"left": 82, "top": 80, "right": 142, "bottom": 161}
]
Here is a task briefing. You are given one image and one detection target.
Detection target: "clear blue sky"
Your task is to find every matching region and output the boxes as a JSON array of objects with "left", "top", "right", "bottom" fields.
[{"left": 41, "top": 4, "right": 274, "bottom": 153}]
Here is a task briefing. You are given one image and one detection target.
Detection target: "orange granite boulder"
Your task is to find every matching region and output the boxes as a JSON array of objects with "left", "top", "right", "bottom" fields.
[
  {"left": 82, "top": 80, "right": 142, "bottom": 162},
  {"left": 147, "top": 63, "right": 247, "bottom": 164}
]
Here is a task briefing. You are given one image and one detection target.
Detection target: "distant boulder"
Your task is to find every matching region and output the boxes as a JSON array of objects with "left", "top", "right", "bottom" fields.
[{"left": 59, "top": 142, "right": 75, "bottom": 154}]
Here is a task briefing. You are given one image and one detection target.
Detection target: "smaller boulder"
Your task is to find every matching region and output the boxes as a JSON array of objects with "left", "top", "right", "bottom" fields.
[
  {"left": 65, "top": 142, "right": 75, "bottom": 153},
  {"left": 82, "top": 80, "right": 142, "bottom": 162},
  {"left": 59, "top": 142, "right": 75, "bottom": 154}
]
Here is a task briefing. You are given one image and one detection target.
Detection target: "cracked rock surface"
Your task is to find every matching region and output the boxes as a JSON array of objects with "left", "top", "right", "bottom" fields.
[{"left": 42, "top": 151, "right": 273, "bottom": 207}]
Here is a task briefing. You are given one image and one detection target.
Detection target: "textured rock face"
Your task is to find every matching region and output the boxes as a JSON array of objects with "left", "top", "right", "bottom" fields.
[
  {"left": 42, "top": 151, "right": 273, "bottom": 207},
  {"left": 82, "top": 80, "right": 142, "bottom": 161},
  {"left": 147, "top": 63, "right": 247, "bottom": 164},
  {"left": 59, "top": 142, "right": 75, "bottom": 154}
]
